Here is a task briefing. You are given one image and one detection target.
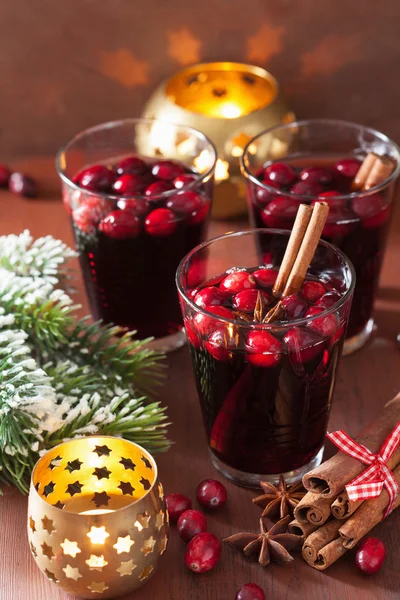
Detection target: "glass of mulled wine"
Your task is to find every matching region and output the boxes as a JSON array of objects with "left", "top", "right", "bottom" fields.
[
  {"left": 241, "top": 119, "right": 400, "bottom": 354},
  {"left": 56, "top": 118, "right": 216, "bottom": 352},
  {"left": 176, "top": 230, "right": 355, "bottom": 487}
]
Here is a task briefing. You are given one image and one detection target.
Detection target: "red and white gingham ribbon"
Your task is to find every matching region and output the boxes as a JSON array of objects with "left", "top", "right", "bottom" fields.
[{"left": 327, "top": 423, "right": 400, "bottom": 518}]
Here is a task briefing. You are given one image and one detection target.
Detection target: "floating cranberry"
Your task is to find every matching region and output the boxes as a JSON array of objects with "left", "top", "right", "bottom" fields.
[
  {"left": 263, "top": 162, "right": 296, "bottom": 187},
  {"left": 220, "top": 271, "right": 257, "bottom": 294},
  {"left": 283, "top": 327, "right": 325, "bottom": 364},
  {"left": 261, "top": 197, "right": 302, "bottom": 228},
  {"left": 206, "top": 328, "right": 231, "bottom": 361},
  {"left": 0, "top": 164, "right": 11, "bottom": 186},
  {"left": 254, "top": 179, "right": 281, "bottom": 206},
  {"left": 166, "top": 190, "right": 203, "bottom": 216},
  {"left": 76, "top": 165, "right": 114, "bottom": 192},
  {"left": 236, "top": 583, "right": 266, "bottom": 600},
  {"left": 184, "top": 532, "right": 221, "bottom": 573},
  {"left": 72, "top": 205, "right": 98, "bottom": 234},
  {"left": 301, "top": 281, "right": 326, "bottom": 303},
  {"left": 165, "top": 493, "right": 192, "bottom": 523},
  {"left": 281, "top": 294, "right": 308, "bottom": 319},
  {"left": 232, "top": 289, "right": 269, "bottom": 312},
  {"left": 290, "top": 180, "right": 323, "bottom": 196},
  {"left": 152, "top": 160, "right": 185, "bottom": 181},
  {"left": 100, "top": 210, "right": 140, "bottom": 239},
  {"left": 115, "top": 156, "right": 147, "bottom": 176},
  {"left": 351, "top": 193, "right": 390, "bottom": 228},
  {"left": 145, "top": 181, "right": 173, "bottom": 196},
  {"left": 334, "top": 158, "right": 362, "bottom": 179},
  {"left": 253, "top": 268, "right": 279, "bottom": 288},
  {"left": 313, "top": 195, "right": 357, "bottom": 237},
  {"left": 187, "top": 258, "right": 207, "bottom": 288},
  {"left": 117, "top": 197, "right": 149, "bottom": 216},
  {"left": 314, "top": 291, "right": 341, "bottom": 309},
  {"left": 355, "top": 537, "right": 386, "bottom": 575},
  {"left": 9, "top": 172, "right": 37, "bottom": 198},
  {"left": 194, "top": 287, "right": 226, "bottom": 309},
  {"left": 196, "top": 479, "right": 227, "bottom": 510},
  {"left": 245, "top": 329, "right": 282, "bottom": 368},
  {"left": 177, "top": 510, "right": 207, "bottom": 542},
  {"left": 189, "top": 201, "right": 210, "bottom": 225},
  {"left": 112, "top": 173, "right": 146, "bottom": 196},
  {"left": 184, "top": 318, "right": 202, "bottom": 349},
  {"left": 174, "top": 173, "right": 197, "bottom": 189},
  {"left": 193, "top": 305, "right": 233, "bottom": 337},
  {"left": 299, "top": 166, "right": 334, "bottom": 186},
  {"left": 145, "top": 208, "right": 177, "bottom": 236},
  {"left": 306, "top": 306, "right": 339, "bottom": 337}
]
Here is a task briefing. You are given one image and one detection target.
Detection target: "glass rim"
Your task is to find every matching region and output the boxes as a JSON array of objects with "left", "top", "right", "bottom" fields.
[
  {"left": 55, "top": 117, "right": 218, "bottom": 202},
  {"left": 176, "top": 228, "right": 356, "bottom": 330},
  {"left": 240, "top": 118, "right": 400, "bottom": 201},
  {"left": 30, "top": 435, "right": 159, "bottom": 514}
]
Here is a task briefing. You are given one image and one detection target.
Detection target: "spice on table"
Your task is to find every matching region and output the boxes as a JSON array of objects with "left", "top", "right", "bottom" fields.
[
  {"left": 223, "top": 515, "right": 303, "bottom": 566},
  {"left": 252, "top": 475, "right": 306, "bottom": 520}
]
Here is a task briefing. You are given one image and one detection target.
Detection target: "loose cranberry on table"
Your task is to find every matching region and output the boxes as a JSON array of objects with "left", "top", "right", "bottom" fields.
[
  {"left": 263, "top": 162, "right": 296, "bottom": 187},
  {"left": 235, "top": 583, "right": 266, "bottom": 600},
  {"left": 184, "top": 532, "right": 221, "bottom": 573},
  {"left": 99, "top": 210, "right": 140, "bottom": 239},
  {"left": 177, "top": 509, "right": 207, "bottom": 542},
  {"left": 75, "top": 164, "right": 114, "bottom": 192},
  {"left": 9, "top": 172, "right": 37, "bottom": 198},
  {"left": 0, "top": 164, "right": 11, "bottom": 187},
  {"left": 355, "top": 537, "right": 386, "bottom": 575},
  {"left": 165, "top": 493, "right": 192, "bottom": 523},
  {"left": 196, "top": 479, "right": 227, "bottom": 510},
  {"left": 144, "top": 208, "right": 177, "bottom": 236}
]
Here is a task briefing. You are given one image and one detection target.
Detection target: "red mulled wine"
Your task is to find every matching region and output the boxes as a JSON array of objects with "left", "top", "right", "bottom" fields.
[{"left": 64, "top": 156, "right": 212, "bottom": 339}]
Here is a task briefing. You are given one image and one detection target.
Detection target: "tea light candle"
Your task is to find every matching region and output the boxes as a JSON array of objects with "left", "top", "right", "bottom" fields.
[
  {"left": 142, "top": 62, "right": 294, "bottom": 218},
  {"left": 27, "top": 437, "right": 168, "bottom": 599}
]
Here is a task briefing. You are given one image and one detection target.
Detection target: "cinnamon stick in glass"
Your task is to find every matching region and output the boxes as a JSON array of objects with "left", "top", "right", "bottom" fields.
[
  {"left": 294, "top": 491, "right": 338, "bottom": 525},
  {"left": 303, "top": 392, "right": 400, "bottom": 497},
  {"left": 351, "top": 152, "right": 378, "bottom": 190},
  {"left": 352, "top": 152, "right": 394, "bottom": 191}
]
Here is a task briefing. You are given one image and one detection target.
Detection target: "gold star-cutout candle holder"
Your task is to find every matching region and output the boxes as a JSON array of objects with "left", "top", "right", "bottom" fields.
[
  {"left": 27, "top": 437, "right": 168, "bottom": 599},
  {"left": 142, "top": 62, "right": 294, "bottom": 219}
]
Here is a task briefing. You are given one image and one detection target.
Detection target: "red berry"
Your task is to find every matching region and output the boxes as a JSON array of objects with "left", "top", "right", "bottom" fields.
[
  {"left": 177, "top": 510, "right": 207, "bottom": 542},
  {"left": 299, "top": 166, "right": 334, "bottom": 186},
  {"left": 236, "top": 583, "right": 266, "bottom": 600},
  {"left": 166, "top": 190, "right": 203, "bottom": 216},
  {"left": 117, "top": 197, "right": 149, "bottom": 216},
  {"left": 306, "top": 306, "right": 338, "bottom": 337},
  {"left": 220, "top": 271, "right": 257, "bottom": 294},
  {"left": 334, "top": 158, "right": 362, "bottom": 179},
  {"left": 9, "top": 172, "right": 37, "bottom": 198},
  {"left": 196, "top": 479, "right": 227, "bottom": 510},
  {"left": 189, "top": 200, "right": 210, "bottom": 225},
  {"left": 253, "top": 268, "right": 279, "bottom": 288},
  {"left": 174, "top": 174, "right": 197, "bottom": 189},
  {"left": 351, "top": 193, "right": 390, "bottom": 229},
  {"left": 263, "top": 162, "right": 296, "bottom": 186},
  {"left": 254, "top": 179, "right": 281, "bottom": 206},
  {"left": 281, "top": 294, "right": 308, "bottom": 319},
  {"left": 165, "top": 493, "right": 192, "bottom": 522},
  {"left": 355, "top": 537, "right": 386, "bottom": 575},
  {"left": 145, "top": 181, "right": 173, "bottom": 196},
  {"left": 313, "top": 196, "right": 357, "bottom": 237},
  {"left": 76, "top": 165, "right": 114, "bottom": 192},
  {"left": 205, "top": 328, "right": 231, "bottom": 361},
  {"left": 145, "top": 208, "right": 177, "bottom": 236},
  {"left": 0, "top": 164, "right": 11, "bottom": 186},
  {"left": 193, "top": 305, "right": 233, "bottom": 337},
  {"left": 152, "top": 160, "right": 185, "bottom": 181},
  {"left": 112, "top": 173, "right": 146, "bottom": 196},
  {"left": 184, "top": 318, "right": 202, "bottom": 349},
  {"left": 232, "top": 289, "right": 269, "bottom": 312},
  {"left": 186, "top": 258, "right": 207, "bottom": 288},
  {"left": 290, "top": 180, "right": 324, "bottom": 196},
  {"left": 283, "top": 327, "right": 325, "bottom": 364},
  {"left": 245, "top": 329, "right": 282, "bottom": 368},
  {"left": 301, "top": 280, "right": 326, "bottom": 303},
  {"left": 116, "top": 156, "right": 147, "bottom": 176},
  {"left": 184, "top": 532, "right": 221, "bottom": 573},
  {"left": 314, "top": 291, "right": 341, "bottom": 309},
  {"left": 261, "top": 197, "right": 302, "bottom": 228},
  {"left": 100, "top": 210, "right": 140, "bottom": 239},
  {"left": 194, "top": 287, "right": 226, "bottom": 309}
]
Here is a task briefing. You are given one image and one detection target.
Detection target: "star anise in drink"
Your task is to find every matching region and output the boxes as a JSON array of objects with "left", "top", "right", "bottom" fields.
[
  {"left": 223, "top": 515, "right": 302, "bottom": 566},
  {"left": 252, "top": 475, "right": 306, "bottom": 519}
]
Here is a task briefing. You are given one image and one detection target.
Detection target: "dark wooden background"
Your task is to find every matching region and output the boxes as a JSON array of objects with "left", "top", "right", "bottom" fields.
[{"left": 1, "top": 1, "right": 400, "bottom": 158}]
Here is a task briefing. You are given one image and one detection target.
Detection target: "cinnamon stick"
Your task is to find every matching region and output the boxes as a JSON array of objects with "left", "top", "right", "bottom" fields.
[
  {"left": 351, "top": 151, "right": 394, "bottom": 191},
  {"left": 301, "top": 519, "right": 342, "bottom": 565},
  {"left": 331, "top": 492, "right": 363, "bottom": 519},
  {"left": 303, "top": 392, "right": 400, "bottom": 497},
  {"left": 351, "top": 152, "right": 378, "bottom": 190},
  {"left": 288, "top": 518, "right": 318, "bottom": 538},
  {"left": 304, "top": 537, "right": 347, "bottom": 571},
  {"left": 294, "top": 491, "right": 338, "bottom": 525}
]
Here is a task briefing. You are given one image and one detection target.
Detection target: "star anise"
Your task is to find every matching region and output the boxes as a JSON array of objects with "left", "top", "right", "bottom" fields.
[
  {"left": 223, "top": 515, "right": 302, "bottom": 566},
  {"left": 233, "top": 291, "right": 270, "bottom": 324},
  {"left": 252, "top": 475, "right": 306, "bottom": 519}
]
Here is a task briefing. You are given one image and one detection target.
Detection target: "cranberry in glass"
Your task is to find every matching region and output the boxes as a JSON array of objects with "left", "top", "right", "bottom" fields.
[
  {"left": 193, "top": 305, "right": 233, "bottom": 337},
  {"left": 334, "top": 157, "right": 362, "bottom": 179},
  {"left": 290, "top": 180, "right": 323, "bottom": 196},
  {"left": 306, "top": 306, "right": 338, "bottom": 337},
  {"left": 351, "top": 193, "right": 389, "bottom": 228},
  {"left": 206, "top": 328, "right": 230, "bottom": 361},
  {"left": 166, "top": 190, "right": 203, "bottom": 215},
  {"left": 300, "top": 166, "right": 333, "bottom": 186},
  {"left": 145, "top": 181, "right": 173, "bottom": 196},
  {"left": 263, "top": 162, "right": 296, "bottom": 186},
  {"left": 0, "top": 164, "right": 10, "bottom": 186},
  {"left": 117, "top": 197, "right": 149, "bottom": 216},
  {"left": 283, "top": 327, "right": 325, "bottom": 364},
  {"left": 115, "top": 156, "right": 147, "bottom": 176},
  {"left": 261, "top": 197, "right": 302, "bottom": 228},
  {"left": 174, "top": 173, "right": 197, "bottom": 189},
  {"left": 9, "top": 172, "right": 37, "bottom": 198},
  {"left": 112, "top": 173, "right": 146, "bottom": 196},
  {"left": 184, "top": 532, "right": 221, "bottom": 573},
  {"left": 254, "top": 179, "right": 281, "bottom": 206},
  {"left": 77, "top": 165, "right": 114, "bottom": 192},
  {"left": 301, "top": 281, "right": 326, "bottom": 303},
  {"left": 177, "top": 510, "right": 207, "bottom": 542},
  {"left": 196, "top": 479, "right": 227, "bottom": 509},
  {"left": 165, "top": 493, "right": 192, "bottom": 522},
  {"left": 232, "top": 289, "right": 269, "bottom": 312},
  {"left": 194, "top": 286, "right": 226, "bottom": 309},
  {"left": 99, "top": 211, "right": 140, "bottom": 239},
  {"left": 315, "top": 291, "right": 341, "bottom": 309},
  {"left": 253, "top": 268, "right": 279, "bottom": 288},
  {"left": 185, "top": 318, "right": 202, "bottom": 349},
  {"left": 152, "top": 160, "right": 185, "bottom": 181},
  {"left": 245, "top": 330, "right": 282, "bottom": 368},
  {"left": 145, "top": 207, "right": 177, "bottom": 236},
  {"left": 220, "top": 271, "right": 257, "bottom": 294},
  {"left": 281, "top": 294, "right": 308, "bottom": 319},
  {"left": 355, "top": 537, "right": 386, "bottom": 575},
  {"left": 236, "top": 583, "right": 266, "bottom": 600}
]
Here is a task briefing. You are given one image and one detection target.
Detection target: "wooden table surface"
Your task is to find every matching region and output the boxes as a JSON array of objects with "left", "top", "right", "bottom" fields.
[{"left": 1, "top": 158, "right": 400, "bottom": 600}]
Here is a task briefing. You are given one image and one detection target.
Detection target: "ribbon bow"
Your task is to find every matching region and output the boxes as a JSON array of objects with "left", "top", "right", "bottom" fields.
[{"left": 327, "top": 423, "right": 400, "bottom": 518}]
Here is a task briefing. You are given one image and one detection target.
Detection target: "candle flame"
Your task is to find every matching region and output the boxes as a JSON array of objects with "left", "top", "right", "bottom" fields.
[{"left": 218, "top": 102, "right": 243, "bottom": 119}]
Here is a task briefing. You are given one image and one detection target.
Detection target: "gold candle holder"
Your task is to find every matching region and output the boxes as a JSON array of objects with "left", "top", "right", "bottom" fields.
[
  {"left": 142, "top": 62, "right": 294, "bottom": 219},
  {"left": 27, "top": 437, "right": 168, "bottom": 599}
]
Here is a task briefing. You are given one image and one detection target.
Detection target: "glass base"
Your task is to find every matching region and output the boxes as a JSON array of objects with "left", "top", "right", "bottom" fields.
[
  {"left": 146, "top": 330, "right": 186, "bottom": 354},
  {"left": 343, "top": 318, "right": 374, "bottom": 356},
  {"left": 209, "top": 446, "right": 324, "bottom": 488}
]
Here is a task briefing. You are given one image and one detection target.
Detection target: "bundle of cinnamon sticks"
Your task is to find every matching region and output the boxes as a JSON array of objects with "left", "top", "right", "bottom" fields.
[{"left": 289, "top": 393, "right": 400, "bottom": 570}]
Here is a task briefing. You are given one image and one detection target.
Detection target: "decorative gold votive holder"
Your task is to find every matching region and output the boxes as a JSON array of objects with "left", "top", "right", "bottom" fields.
[
  {"left": 142, "top": 62, "right": 294, "bottom": 218},
  {"left": 27, "top": 437, "right": 168, "bottom": 599}
]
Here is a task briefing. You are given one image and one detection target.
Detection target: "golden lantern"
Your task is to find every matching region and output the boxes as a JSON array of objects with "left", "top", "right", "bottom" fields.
[
  {"left": 27, "top": 437, "right": 168, "bottom": 599},
  {"left": 142, "top": 62, "right": 294, "bottom": 219}
]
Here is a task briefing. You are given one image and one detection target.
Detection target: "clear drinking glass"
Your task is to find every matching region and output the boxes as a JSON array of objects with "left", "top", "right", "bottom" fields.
[
  {"left": 57, "top": 118, "right": 216, "bottom": 352},
  {"left": 176, "top": 230, "right": 355, "bottom": 487},
  {"left": 241, "top": 119, "right": 400, "bottom": 354}
]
